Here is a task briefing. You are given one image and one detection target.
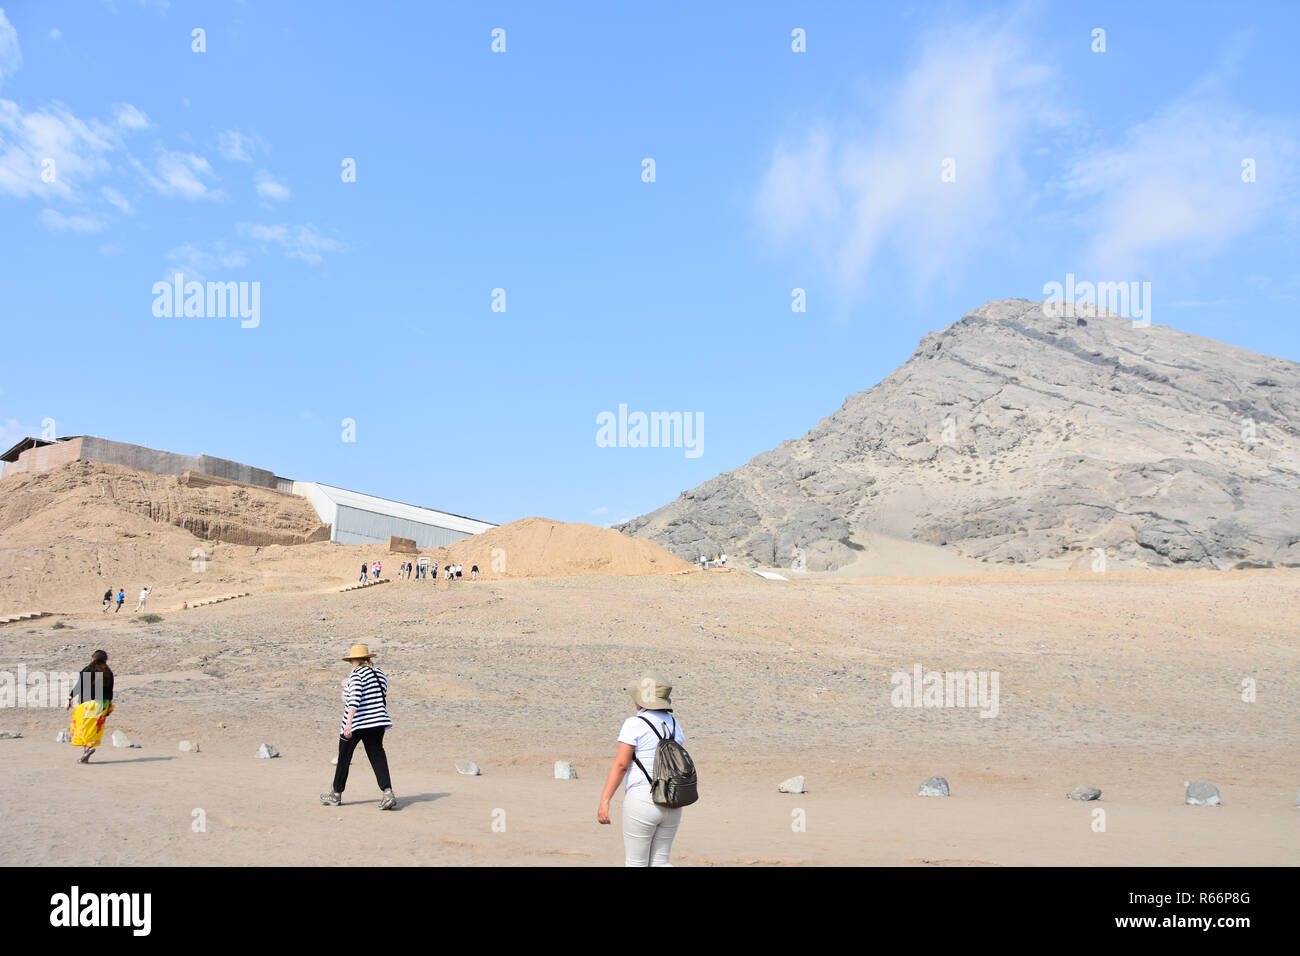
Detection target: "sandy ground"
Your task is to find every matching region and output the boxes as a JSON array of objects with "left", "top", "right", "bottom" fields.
[{"left": 1, "top": 569, "right": 1296, "bottom": 866}]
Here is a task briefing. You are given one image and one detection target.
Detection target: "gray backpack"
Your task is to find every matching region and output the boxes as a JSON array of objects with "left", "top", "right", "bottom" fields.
[{"left": 631, "top": 714, "right": 699, "bottom": 808}]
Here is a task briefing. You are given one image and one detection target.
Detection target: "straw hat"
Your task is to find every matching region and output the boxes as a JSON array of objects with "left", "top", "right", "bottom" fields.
[
  {"left": 342, "top": 643, "right": 376, "bottom": 662},
  {"left": 628, "top": 671, "right": 672, "bottom": 710}
]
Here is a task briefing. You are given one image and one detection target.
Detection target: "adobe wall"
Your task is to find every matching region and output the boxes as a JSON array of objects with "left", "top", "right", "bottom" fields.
[{"left": 1, "top": 436, "right": 280, "bottom": 490}]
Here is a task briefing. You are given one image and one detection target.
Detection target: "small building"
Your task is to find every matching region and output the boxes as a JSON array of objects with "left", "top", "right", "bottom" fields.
[{"left": 293, "top": 482, "right": 495, "bottom": 549}]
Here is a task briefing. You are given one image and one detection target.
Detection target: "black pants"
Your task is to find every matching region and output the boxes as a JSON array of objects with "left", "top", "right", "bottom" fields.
[{"left": 332, "top": 727, "right": 392, "bottom": 793}]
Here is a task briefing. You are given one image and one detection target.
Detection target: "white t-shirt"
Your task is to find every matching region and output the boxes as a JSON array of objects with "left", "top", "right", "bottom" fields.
[
  {"left": 618, "top": 709, "right": 685, "bottom": 792},
  {"left": 138, "top": 589, "right": 149, "bottom": 601}
]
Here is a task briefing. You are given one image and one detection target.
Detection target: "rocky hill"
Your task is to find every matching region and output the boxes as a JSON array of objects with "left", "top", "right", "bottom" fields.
[{"left": 618, "top": 299, "right": 1300, "bottom": 571}]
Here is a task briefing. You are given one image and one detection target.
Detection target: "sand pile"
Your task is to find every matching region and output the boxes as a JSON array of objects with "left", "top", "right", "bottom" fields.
[
  {"left": 423, "top": 517, "right": 692, "bottom": 578},
  {"left": 0, "top": 461, "right": 328, "bottom": 547}
]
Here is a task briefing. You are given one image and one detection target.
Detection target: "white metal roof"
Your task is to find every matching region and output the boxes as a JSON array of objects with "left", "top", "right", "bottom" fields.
[{"left": 303, "top": 482, "right": 496, "bottom": 535}]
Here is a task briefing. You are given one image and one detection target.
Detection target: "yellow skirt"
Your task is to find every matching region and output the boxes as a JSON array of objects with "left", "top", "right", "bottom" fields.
[{"left": 70, "top": 700, "right": 114, "bottom": 748}]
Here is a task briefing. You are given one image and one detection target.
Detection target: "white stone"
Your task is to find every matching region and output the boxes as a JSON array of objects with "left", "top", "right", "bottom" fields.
[
  {"left": 918, "top": 775, "right": 951, "bottom": 797},
  {"left": 554, "top": 761, "right": 578, "bottom": 779},
  {"left": 778, "top": 775, "right": 806, "bottom": 793},
  {"left": 56, "top": 730, "right": 72, "bottom": 743},
  {"left": 111, "top": 730, "right": 132, "bottom": 748},
  {"left": 256, "top": 743, "right": 280, "bottom": 759},
  {"left": 1185, "top": 781, "right": 1221, "bottom": 806},
  {"left": 0, "top": 730, "right": 23, "bottom": 739},
  {"left": 456, "top": 760, "right": 482, "bottom": 776},
  {"left": 179, "top": 740, "right": 200, "bottom": 752}
]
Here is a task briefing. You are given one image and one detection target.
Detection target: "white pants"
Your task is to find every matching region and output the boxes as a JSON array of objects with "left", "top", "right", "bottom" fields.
[{"left": 622, "top": 785, "right": 681, "bottom": 867}]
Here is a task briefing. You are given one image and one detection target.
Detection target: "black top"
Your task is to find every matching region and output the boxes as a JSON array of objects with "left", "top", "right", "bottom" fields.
[{"left": 72, "top": 666, "right": 114, "bottom": 703}]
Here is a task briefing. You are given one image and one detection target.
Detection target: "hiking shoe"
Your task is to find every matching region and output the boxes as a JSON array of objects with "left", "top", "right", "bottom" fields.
[
  {"left": 319, "top": 790, "right": 341, "bottom": 806},
  {"left": 378, "top": 789, "right": 397, "bottom": 810},
  {"left": 77, "top": 748, "right": 95, "bottom": 764}
]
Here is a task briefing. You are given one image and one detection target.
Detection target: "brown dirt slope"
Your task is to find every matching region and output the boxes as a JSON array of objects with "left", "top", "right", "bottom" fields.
[{"left": 0, "top": 461, "right": 329, "bottom": 547}]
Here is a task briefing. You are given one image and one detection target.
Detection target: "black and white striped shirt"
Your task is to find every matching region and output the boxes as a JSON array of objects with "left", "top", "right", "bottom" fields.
[{"left": 341, "top": 665, "right": 392, "bottom": 733}]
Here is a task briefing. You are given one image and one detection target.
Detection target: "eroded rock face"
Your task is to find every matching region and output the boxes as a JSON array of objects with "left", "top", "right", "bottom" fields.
[{"left": 619, "top": 299, "right": 1300, "bottom": 571}]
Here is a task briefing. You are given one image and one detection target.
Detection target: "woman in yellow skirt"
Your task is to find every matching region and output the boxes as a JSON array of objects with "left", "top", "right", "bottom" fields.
[{"left": 65, "top": 649, "right": 115, "bottom": 763}]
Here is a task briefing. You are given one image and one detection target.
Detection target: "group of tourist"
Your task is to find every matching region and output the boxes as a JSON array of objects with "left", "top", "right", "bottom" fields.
[
  {"left": 68, "top": 640, "right": 695, "bottom": 866},
  {"left": 384, "top": 560, "right": 481, "bottom": 582},
  {"left": 99, "top": 585, "right": 152, "bottom": 613},
  {"left": 315, "top": 648, "right": 693, "bottom": 865}
]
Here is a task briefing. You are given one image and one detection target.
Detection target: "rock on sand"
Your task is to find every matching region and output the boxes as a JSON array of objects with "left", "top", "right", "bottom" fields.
[
  {"left": 1067, "top": 785, "right": 1102, "bottom": 801},
  {"left": 256, "top": 743, "right": 280, "bottom": 759},
  {"left": 554, "top": 761, "right": 578, "bottom": 779},
  {"left": 456, "top": 760, "right": 482, "bottom": 776},
  {"left": 1185, "top": 781, "right": 1221, "bottom": 806},
  {"left": 918, "top": 776, "right": 950, "bottom": 797},
  {"left": 778, "top": 775, "right": 806, "bottom": 793}
]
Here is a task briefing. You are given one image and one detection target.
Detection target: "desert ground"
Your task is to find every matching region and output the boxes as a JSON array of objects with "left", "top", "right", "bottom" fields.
[{"left": 1, "top": 565, "right": 1296, "bottom": 866}]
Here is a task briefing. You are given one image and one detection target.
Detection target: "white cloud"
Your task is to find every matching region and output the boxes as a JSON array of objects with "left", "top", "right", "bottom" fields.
[
  {"left": 237, "top": 222, "right": 342, "bottom": 264},
  {"left": 112, "top": 103, "right": 149, "bottom": 131},
  {"left": 132, "top": 149, "right": 219, "bottom": 199},
  {"left": 0, "top": 10, "right": 21, "bottom": 88},
  {"left": 165, "top": 240, "right": 249, "bottom": 281},
  {"left": 1062, "top": 83, "right": 1298, "bottom": 273},
  {"left": 0, "top": 100, "right": 115, "bottom": 198},
  {"left": 217, "top": 129, "right": 257, "bottom": 163},
  {"left": 0, "top": 97, "right": 151, "bottom": 201},
  {"left": 40, "top": 207, "right": 107, "bottom": 232},
  {"left": 100, "top": 184, "right": 131, "bottom": 213},
  {"left": 254, "top": 169, "right": 289, "bottom": 201},
  {"left": 755, "top": 14, "right": 1063, "bottom": 293},
  {"left": 47, "top": 27, "right": 61, "bottom": 41},
  {"left": 590, "top": 506, "right": 609, "bottom": 516}
]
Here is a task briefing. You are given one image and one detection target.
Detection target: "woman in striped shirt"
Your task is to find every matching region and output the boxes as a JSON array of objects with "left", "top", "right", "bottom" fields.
[{"left": 320, "top": 644, "right": 397, "bottom": 810}]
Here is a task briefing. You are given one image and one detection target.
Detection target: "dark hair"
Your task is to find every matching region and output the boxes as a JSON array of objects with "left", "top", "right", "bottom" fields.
[{"left": 88, "top": 649, "right": 109, "bottom": 672}]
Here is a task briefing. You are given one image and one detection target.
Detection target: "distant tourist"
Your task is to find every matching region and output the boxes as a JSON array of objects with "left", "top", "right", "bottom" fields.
[
  {"left": 114, "top": 588, "right": 125, "bottom": 612},
  {"left": 320, "top": 644, "right": 397, "bottom": 810},
  {"left": 455, "top": 564, "right": 462, "bottom": 580},
  {"left": 133, "top": 585, "right": 152, "bottom": 612},
  {"left": 65, "top": 649, "right": 114, "bottom": 764},
  {"left": 373, "top": 560, "right": 382, "bottom": 581},
  {"left": 470, "top": 564, "right": 479, "bottom": 581},
  {"left": 597, "top": 671, "right": 695, "bottom": 866},
  {"left": 101, "top": 587, "right": 113, "bottom": 613},
  {"left": 360, "top": 563, "right": 368, "bottom": 585},
  {"left": 720, "top": 553, "right": 727, "bottom": 567}
]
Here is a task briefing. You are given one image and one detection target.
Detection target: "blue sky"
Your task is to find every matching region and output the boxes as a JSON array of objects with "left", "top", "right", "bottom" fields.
[{"left": 2, "top": 1, "right": 1297, "bottom": 527}]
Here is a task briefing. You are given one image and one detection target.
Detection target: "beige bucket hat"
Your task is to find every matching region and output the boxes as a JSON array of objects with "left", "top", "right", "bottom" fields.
[
  {"left": 342, "top": 643, "right": 376, "bottom": 662},
  {"left": 628, "top": 671, "right": 672, "bottom": 710}
]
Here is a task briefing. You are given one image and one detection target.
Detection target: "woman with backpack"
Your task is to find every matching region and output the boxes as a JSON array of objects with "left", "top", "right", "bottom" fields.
[
  {"left": 597, "top": 670, "right": 696, "bottom": 866},
  {"left": 320, "top": 644, "right": 397, "bottom": 810}
]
